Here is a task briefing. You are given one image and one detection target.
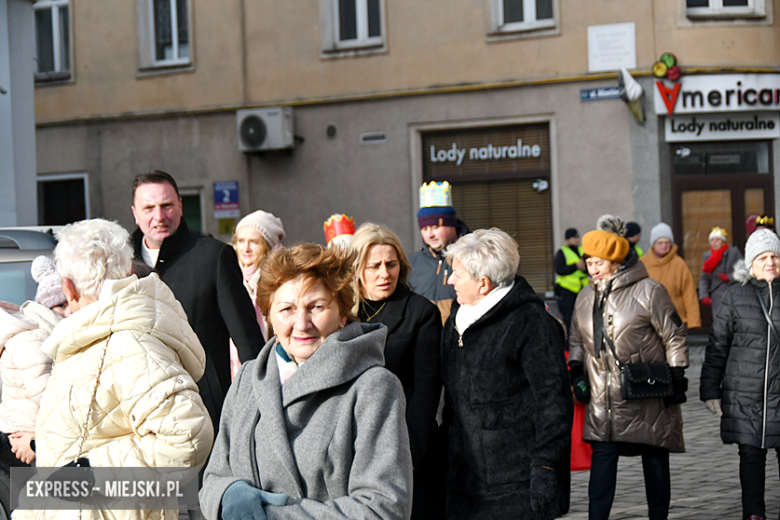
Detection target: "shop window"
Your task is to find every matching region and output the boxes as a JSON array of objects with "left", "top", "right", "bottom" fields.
[
  {"left": 37, "top": 173, "right": 89, "bottom": 225},
  {"left": 421, "top": 123, "right": 554, "bottom": 295},
  {"left": 491, "top": 0, "right": 556, "bottom": 34},
  {"left": 138, "top": 0, "right": 191, "bottom": 71},
  {"left": 34, "top": 0, "right": 71, "bottom": 83},
  {"left": 323, "top": 0, "right": 385, "bottom": 56},
  {"left": 685, "top": 0, "right": 766, "bottom": 18},
  {"left": 672, "top": 141, "right": 769, "bottom": 175}
]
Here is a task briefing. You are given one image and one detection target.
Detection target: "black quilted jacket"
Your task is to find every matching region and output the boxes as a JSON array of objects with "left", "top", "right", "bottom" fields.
[{"left": 700, "top": 260, "right": 780, "bottom": 449}]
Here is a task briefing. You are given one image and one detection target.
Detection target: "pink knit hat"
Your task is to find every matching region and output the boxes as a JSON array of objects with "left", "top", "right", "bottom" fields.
[{"left": 31, "top": 256, "right": 67, "bottom": 309}]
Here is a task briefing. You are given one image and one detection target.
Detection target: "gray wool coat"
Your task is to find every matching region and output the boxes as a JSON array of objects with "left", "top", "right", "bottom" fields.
[{"left": 200, "top": 321, "right": 413, "bottom": 520}]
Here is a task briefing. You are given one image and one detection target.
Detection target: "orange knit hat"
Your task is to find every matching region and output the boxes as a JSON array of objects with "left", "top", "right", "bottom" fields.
[{"left": 582, "top": 229, "right": 630, "bottom": 262}]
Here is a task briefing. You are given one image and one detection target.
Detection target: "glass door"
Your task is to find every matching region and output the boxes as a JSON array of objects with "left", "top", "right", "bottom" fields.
[{"left": 672, "top": 141, "right": 773, "bottom": 331}]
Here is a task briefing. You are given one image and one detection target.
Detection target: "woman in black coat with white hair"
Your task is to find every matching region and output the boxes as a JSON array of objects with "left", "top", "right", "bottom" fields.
[
  {"left": 441, "top": 228, "right": 572, "bottom": 520},
  {"left": 701, "top": 229, "right": 780, "bottom": 520}
]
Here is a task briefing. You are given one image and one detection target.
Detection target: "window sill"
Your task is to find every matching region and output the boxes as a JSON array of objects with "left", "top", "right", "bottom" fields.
[
  {"left": 136, "top": 62, "right": 195, "bottom": 79},
  {"left": 686, "top": 8, "right": 766, "bottom": 18},
  {"left": 321, "top": 41, "right": 387, "bottom": 60},
  {"left": 487, "top": 22, "right": 560, "bottom": 42},
  {"left": 34, "top": 72, "right": 72, "bottom": 86}
]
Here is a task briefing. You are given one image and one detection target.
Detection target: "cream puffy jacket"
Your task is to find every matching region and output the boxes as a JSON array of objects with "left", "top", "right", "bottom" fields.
[
  {"left": 14, "top": 274, "right": 214, "bottom": 520},
  {"left": 0, "top": 301, "right": 57, "bottom": 433}
]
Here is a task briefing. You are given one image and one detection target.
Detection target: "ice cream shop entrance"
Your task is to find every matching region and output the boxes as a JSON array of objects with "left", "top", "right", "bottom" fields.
[{"left": 671, "top": 140, "right": 774, "bottom": 331}]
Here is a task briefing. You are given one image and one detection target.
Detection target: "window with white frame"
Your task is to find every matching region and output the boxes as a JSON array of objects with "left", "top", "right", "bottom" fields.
[
  {"left": 494, "top": 0, "right": 555, "bottom": 32},
  {"left": 34, "top": 0, "right": 71, "bottom": 81},
  {"left": 333, "top": 0, "right": 383, "bottom": 50},
  {"left": 149, "top": 0, "right": 190, "bottom": 66},
  {"left": 686, "top": 0, "right": 765, "bottom": 18}
]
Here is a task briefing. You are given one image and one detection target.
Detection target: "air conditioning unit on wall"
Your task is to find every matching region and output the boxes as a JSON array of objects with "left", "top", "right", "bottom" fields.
[{"left": 236, "top": 107, "right": 294, "bottom": 152}]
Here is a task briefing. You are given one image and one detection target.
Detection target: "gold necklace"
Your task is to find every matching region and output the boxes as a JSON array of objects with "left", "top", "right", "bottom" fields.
[{"left": 362, "top": 300, "right": 387, "bottom": 322}]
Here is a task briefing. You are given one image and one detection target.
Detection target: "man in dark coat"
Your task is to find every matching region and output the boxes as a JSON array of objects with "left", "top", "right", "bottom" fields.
[
  {"left": 409, "top": 181, "right": 469, "bottom": 324},
  {"left": 442, "top": 229, "right": 572, "bottom": 520},
  {"left": 130, "top": 171, "right": 263, "bottom": 431}
]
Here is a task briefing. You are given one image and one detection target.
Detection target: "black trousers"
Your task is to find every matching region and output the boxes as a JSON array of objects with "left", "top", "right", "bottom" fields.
[
  {"left": 738, "top": 443, "right": 780, "bottom": 518},
  {"left": 0, "top": 432, "right": 31, "bottom": 516},
  {"left": 588, "top": 442, "right": 671, "bottom": 520},
  {"left": 557, "top": 289, "right": 578, "bottom": 341}
]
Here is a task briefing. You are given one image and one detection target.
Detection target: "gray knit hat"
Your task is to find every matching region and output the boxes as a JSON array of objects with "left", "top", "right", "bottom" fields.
[
  {"left": 235, "top": 210, "right": 285, "bottom": 248},
  {"left": 650, "top": 223, "right": 674, "bottom": 246},
  {"left": 745, "top": 229, "right": 780, "bottom": 269}
]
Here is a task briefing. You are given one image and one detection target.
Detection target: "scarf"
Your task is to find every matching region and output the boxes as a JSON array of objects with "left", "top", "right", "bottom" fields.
[
  {"left": 275, "top": 342, "right": 299, "bottom": 385},
  {"left": 592, "top": 280, "right": 613, "bottom": 359},
  {"left": 241, "top": 264, "right": 258, "bottom": 283},
  {"left": 455, "top": 281, "right": 514, "bottom": 334},
  {"left": 702, "top": 243, "right": 729, "bottom": 274}
]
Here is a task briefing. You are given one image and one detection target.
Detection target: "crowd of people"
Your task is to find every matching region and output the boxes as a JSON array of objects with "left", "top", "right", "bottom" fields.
[{"left": 0, "top": 172, "right": 778, "bottom": 520}]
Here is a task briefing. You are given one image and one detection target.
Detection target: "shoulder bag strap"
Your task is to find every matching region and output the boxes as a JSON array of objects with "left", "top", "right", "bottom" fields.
[
  {"left": 753, "top": 286, "right": 779, "bottom": 340},
  {"left": 74, "top": 333, "right": 112, "bottom": 462}
]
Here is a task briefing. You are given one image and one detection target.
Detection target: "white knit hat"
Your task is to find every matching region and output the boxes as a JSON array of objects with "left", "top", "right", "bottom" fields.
[
  {"left": 744, "top": 229, "right": 780, "bottom": 269},
  {"left": 235, "top": 210, "right": 285, "bottom": 248},
  {"left": 650, "top": 223, "right": 674, "bottom": 246},
  {"left": 709, "top": 227, "right": 728, "bottom": 243},
  {"left": 31, "top": 256, "right": 67, "bottom": 309}
]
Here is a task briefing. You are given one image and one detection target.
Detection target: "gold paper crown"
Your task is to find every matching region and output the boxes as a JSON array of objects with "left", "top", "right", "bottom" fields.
[
  {"left": 324, "top": 214, "right": 356, "bottom": 244},
  {"left": 710, "top": 226, "right": 728, "bottom": 239},
  {"left": 756, "top": 215, "right": 774, "bottom": 226},
  {"left": 419, "top": 181, "right": 453, "bottom": 209}
]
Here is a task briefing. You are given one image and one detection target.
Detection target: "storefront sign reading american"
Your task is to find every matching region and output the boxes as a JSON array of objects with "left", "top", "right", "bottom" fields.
[{"left": 654, "top": 74, "right": 780, "bottom": 116}]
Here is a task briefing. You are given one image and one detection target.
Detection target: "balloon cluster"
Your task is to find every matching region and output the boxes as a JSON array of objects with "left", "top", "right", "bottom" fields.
[{"left": 652, "top": 53, "right": 681, "bottom": 81}]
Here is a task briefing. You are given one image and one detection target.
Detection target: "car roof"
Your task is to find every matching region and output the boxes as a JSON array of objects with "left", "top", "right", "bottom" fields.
[{"left": 0, "top": 230, "right": 57, "bottom": 250}]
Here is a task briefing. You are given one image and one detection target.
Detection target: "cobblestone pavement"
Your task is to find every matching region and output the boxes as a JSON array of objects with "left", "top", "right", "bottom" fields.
[{"left": 562, "top": 339, "right": 780, "bottom": 520}]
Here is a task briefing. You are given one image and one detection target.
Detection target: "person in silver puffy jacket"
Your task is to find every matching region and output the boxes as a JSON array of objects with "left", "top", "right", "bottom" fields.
[{"left": 569, "top": 215, "right": 688, "bottom": 520}]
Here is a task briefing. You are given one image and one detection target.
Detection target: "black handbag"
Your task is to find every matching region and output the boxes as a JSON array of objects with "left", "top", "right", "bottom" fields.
[{"left": 602, "top": 322, "right": 674, "bottom": 401}]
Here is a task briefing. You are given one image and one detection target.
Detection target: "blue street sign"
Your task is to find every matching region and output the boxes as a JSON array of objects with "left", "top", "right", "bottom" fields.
[{"left": 580, "top": 87, "right": 622, "bottom": 101}]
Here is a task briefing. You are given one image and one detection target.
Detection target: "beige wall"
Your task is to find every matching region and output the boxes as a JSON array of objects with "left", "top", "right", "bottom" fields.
[
  {"left": 35, "top": 0, "right": 780, "bottom": 124},
  {"left": 35, "top": 79, "right": 636, "bottom": 253},
  {"left": 35, "top": 0, "right": 245, "bottom": 123}
]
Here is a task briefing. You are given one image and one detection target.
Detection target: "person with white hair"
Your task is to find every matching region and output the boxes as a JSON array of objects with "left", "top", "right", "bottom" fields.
[
  {"left": 440, "top": 228, "right": 572, "bottom": 520},
  {"left": 14, "top": 219, "right": 214, "bottom": 520}
]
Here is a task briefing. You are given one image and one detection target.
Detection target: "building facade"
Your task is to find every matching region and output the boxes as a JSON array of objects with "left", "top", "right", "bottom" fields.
[{"left": 32, "top": 0, "right": 780, "bottom": 300}]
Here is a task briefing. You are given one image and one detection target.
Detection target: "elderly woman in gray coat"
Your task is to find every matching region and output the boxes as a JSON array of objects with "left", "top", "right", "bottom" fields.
[{"left": 200, "top": 243, "right": 412, "bottom": 520}]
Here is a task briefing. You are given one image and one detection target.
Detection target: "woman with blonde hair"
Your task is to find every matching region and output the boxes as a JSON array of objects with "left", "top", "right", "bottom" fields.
[
  {"left": 351, "top": 222, "right": 445, "bottom": 519},
  {"left": 201, "top": 242, "right": 412, "bottom": 520},
  {"left": 229, "top": 210, "right": 285, "bottom": 376}
]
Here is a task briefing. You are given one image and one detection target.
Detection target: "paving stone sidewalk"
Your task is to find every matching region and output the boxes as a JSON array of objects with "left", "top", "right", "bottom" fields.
[{"left": 562, "top": 339, "right": 780, "bottom": 520}]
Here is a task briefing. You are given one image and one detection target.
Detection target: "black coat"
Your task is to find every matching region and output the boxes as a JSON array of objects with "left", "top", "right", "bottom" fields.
[
  {"left": 700, "top": 261, "right": 780, "bottom": 449},
  {"left": 358, "top": 283, "right": 442, "bottom": 466},
  {"left": 360, "top": 283, "right": 446, "bottom": 520},
  {"left": 132, "top": 221, "right": 263, "bottom": 428},
  {"left": 442, "top": 276, "right": 572, "bottom": 520}
]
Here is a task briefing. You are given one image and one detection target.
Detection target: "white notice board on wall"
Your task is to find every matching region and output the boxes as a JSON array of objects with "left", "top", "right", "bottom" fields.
[{"left": 587, "top": 22, "right": 636, "bottom": 73}]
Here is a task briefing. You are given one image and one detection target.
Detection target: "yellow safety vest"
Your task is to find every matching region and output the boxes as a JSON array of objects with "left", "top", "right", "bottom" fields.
[
  {"left": 634, "top": 244, "right": 644, "bottom": 258},
  {"left": 555, "top": 246, "right": 589, "bottom": 294}
]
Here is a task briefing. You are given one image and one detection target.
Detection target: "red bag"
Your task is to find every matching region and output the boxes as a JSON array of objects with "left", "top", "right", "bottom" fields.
[
  {"left": 571, "top": 400, "right": 592, "bottom": 471},
  {"left": 565, "top": 351, "right": 592, "bottom": 471}
]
